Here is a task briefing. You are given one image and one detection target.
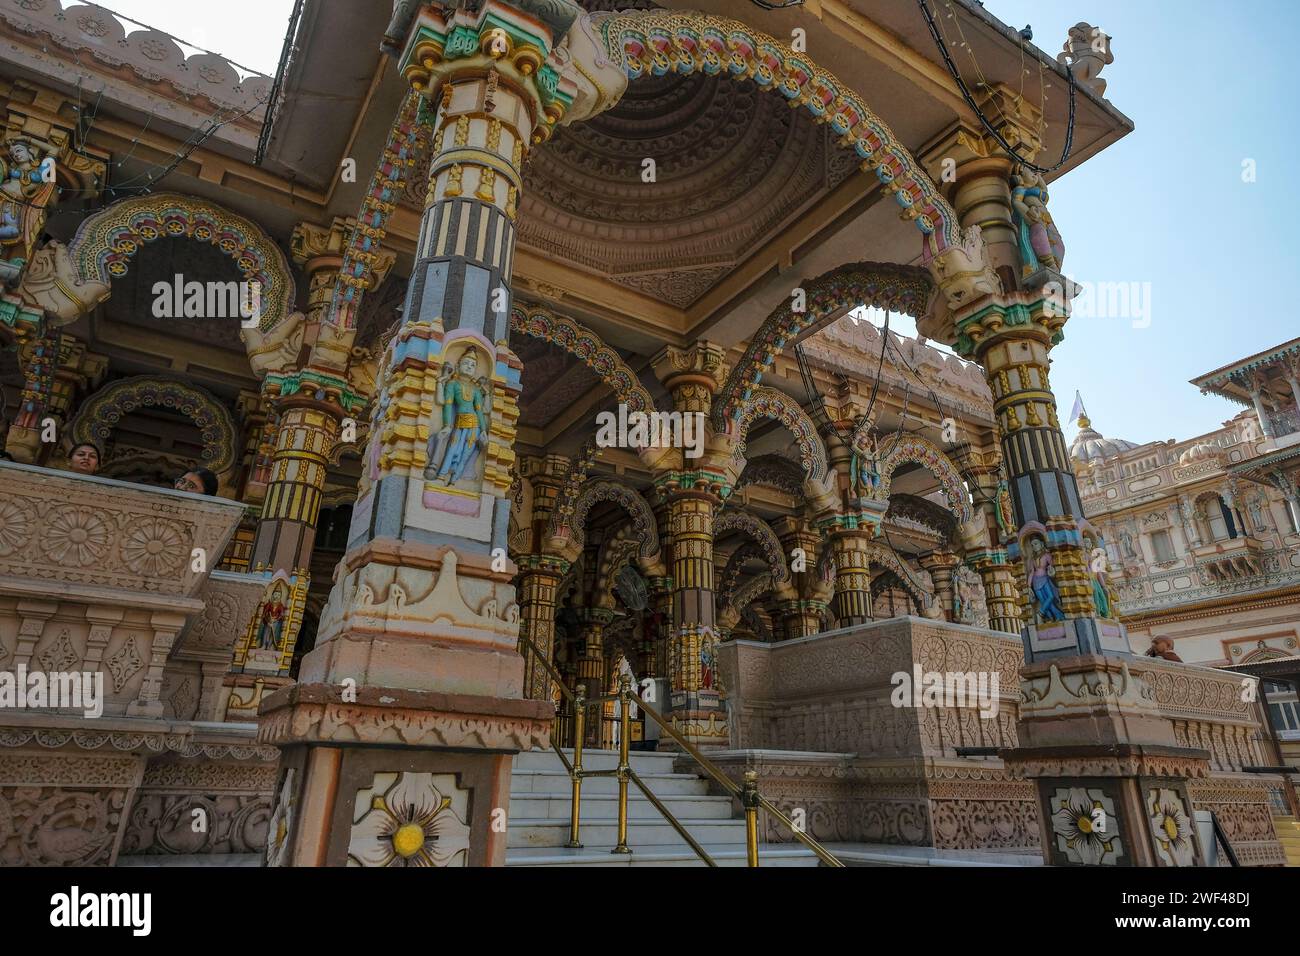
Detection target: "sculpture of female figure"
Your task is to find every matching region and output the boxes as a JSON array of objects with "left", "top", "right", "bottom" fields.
[
  {"left": 1010, "top": 164, "right": 1066, "bottom": 276},
  {"left": 427, "top": 350, "right": 490, "bottom": 486},
  {"left": 1091, "top": 568, "right": 1112, "bottom": 618},
  {"left": 1029, "top": 547, "right": 1065, "bottom": 622}
]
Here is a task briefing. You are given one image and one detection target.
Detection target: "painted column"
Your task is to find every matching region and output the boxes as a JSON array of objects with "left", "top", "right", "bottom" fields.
[
  {"left": 954, "top": 292, "right": 1130, "bottom": 659},
  {"left": 575, "top": 606, "right": 614, "bottom": 747},
  {"left": 259, "top": 0, "right": 583, "bottom": 867},
  {"left": 651, "top": 343, "right": 731, "bottom": 748},
  {"left": 516, "top": 556, "right": 567, "bottom": 701},
  {"left": 829, "top": 531, "right": 874, "bottom": 625},
  {"left": 969, "top": 554, "right": 1022, "bottom": 632}
]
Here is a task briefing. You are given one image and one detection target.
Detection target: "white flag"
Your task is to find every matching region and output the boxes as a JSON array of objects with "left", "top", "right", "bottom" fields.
[{"left": 1068, "top": 391, "right": 1086, "bottom": 426}]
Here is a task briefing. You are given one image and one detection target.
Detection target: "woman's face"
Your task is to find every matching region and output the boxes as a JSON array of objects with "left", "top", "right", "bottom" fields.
[
  {"left": 174, "top": 472, "right": 204, "bottom": 494},
  {"left": 68, "top": 445, "right": 99, "bottom": 474}
]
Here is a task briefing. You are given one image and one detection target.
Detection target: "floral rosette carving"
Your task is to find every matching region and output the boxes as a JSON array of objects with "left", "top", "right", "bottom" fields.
[
  {"left": 42, "top": 506, "right": 112, "bottom": 567},
  {"left": 121, "top": 517, "right": 189, "bottom": 578},
  {"left": 347, "top": 772, "right": 471, "bottom": 867},
  {"left": 1050, "top": 786, "right": 1123, "bottom": 865},
  {"left": 1147, "top": 788, "right": 1195, "bottom": 866}
]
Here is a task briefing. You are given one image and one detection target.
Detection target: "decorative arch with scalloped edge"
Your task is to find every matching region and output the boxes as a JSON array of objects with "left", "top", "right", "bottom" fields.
[
  {"left": 596, "top": 11, "right": 959, "bottom": 251},
  {"left": 870, "top": 434, "right": 972, "bottom": 524},
  {"left": 69, "top": 192, "right": 296, "bottom": 333},
  {"left": 550, "top": 478, "right": 661, "bottom": 560},
  {"left": 511, "top": 303, "right": 657, "bottom": 414},
  {"left": 728, "top": 386, "right": 828, "bottom": 484},
  {"left": 713, "top": 508, "right": 790, "bottom": 584},
  {"left": 712, "top": 261, "right": 933, "bottom": 428}
]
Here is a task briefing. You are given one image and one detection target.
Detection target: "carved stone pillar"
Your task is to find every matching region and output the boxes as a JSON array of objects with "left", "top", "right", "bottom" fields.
[
  {"left": 918, "top": 550, "right": 960, "bottom": 620},
  {"left": 954, "top": 285, "right": 1131, "bottom": 660},
  {"left": 575, "top": 606, "right": 614, "bottom": 747},
  {"left": 1248, "top": 380, "right": 1276, "bottom": 440},
  {"left": 650, "top": 343, "right": 730, "bottom": 748},
  {"left": 772, "top": 516, "right": 824, "bottom": 639},
  {"left": 260, "top": 0, "right": 581, "bottom": 868},
  {"left": 517, "top": 555, "right": 567, "bottom": 700},
  {"left": 968, "top": 554, "right": 1022, "bottom": 633},
  {"left": 828, "top": 530, "right": 874, "bottom": 626}
]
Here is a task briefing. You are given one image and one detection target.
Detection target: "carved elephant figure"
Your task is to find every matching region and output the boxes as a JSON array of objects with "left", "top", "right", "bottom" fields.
[
  {"left": 241, "top": 309, "right": 306, "bottom": 378},
  {"left": 1057, "top": 22, "right": 1113, "bottom": 97},
  {"left": 16, "top": 240, "right": 111, "bottom": 326},
  {"left": 927, "top": 225, "right": 1000, "bottom": 311}
]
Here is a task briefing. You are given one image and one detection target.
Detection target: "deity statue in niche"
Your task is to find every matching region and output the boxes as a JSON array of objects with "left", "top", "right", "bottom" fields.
[
  {"left": 425, "top": 346, "right": 491, "bottom": 490},
  {"left": 1010, "top": 163, "right": 1065, "bottom": 276},
  {"left": 257, "top": 583, "right": 289, "bottom": 651},
  {"left": 699, "top": 639, "right": 716, "bottom": 691},
  {"left": 0, "top": 139, "right": 56, "bottom": 276},
  {"left": 1027, "top": 540, "right": 1065, "bottom": 622}
]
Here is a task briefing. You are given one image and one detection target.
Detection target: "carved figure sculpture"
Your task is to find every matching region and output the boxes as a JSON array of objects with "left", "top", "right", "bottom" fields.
[
  {"left": 427, "top": 350, "right": 490, "bottom": 486},
  {"left": 0, "top": 139, "right": 55, "bottom": 278},
  {"left": 15, "top": 240, "right": 111, "bottom": 326},
  {"left": 1029, "top": 546, "right": 1065, "bottom": 622},
  {"left": 258, "top": 584, "right": 288, "bottom": 651},
  {"left": 1010, "top": 164, "right": 1066, "bottom": 276},
  {"left": 1057, "top": 22, "right": 1114, "bottom": 97}
]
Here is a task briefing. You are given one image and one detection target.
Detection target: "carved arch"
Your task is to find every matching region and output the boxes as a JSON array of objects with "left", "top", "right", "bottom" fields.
[
  {"left": 713, "top": 262, "right": 934, "bottom": 427},
  {"left": 69, "top": 375, "right": 239, "bottom": 475},
  {"left": 871, "top": 569, "right": 921, "bottom": 616},
  {"left": 547, "top": 478, "right": 661, "bottom": 565},
  {"left": 511, "top": 303, "right": 656, "bottom": 415},
  {"left": 872, "top": 434, "right": 972, "bottom": 523},
  {"left": 736, "top": 454, "right": 805, "bottom": 497},
  {"left": 713, "top": 508, "right": 790, "bottom": 586},
  {"left": 596, "top": 12, "right": 959, "bottom": 250},
  {"left": 886, "top": 493, "right": 958, "bottom": 544},
  {"left": 69, "top": 193, "right": 296, "bottom": 333},
  {"left": 864, "top": 543, "right": 932, "bottom": 610},
  {"left": 729, "top": 386, "right": 828, "bottom": 483},
  {"left": 723, "top": 572, "right": 773, "bottom": 616}
]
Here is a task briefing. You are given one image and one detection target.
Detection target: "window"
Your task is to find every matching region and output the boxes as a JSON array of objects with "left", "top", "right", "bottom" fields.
[{"left": 1150, "top": 529, "right": 1175, "bottom": 563}]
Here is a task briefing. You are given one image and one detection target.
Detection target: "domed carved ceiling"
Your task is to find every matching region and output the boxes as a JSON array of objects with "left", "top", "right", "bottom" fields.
[{"left": 516, "top": 71, "right": 856, "bottom": 307}]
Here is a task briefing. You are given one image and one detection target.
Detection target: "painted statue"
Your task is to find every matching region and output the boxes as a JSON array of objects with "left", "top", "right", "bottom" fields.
[
  {"left": 0, "top": 139, "right": 56, "bottom": 279},
  {"left": 995, "top": 479, "right": 1015, "bottom": 538},
  {"left": 427, "top": 349, "right": 490, "bottom": 486},
  {"left": 257, "top": 584, "right": 288, "bottom": 651},
  {"left": 1029, "top": 545, "right": 1065, "bottom": 622},
  {"left": 954, "top": 565, "right": 989, "bottom": 628},
  {"left": 1010, "top": 164, "right": 1065, "bottom": 276},
  {"left": 700, "top": 640, "right": 716, "bottom": 691},
  {"left": 1091, "top": 568, "right": 1112, "bottom": 618},
  {"left": 850, "top": 434, "right": 882, "bottom": 498}
]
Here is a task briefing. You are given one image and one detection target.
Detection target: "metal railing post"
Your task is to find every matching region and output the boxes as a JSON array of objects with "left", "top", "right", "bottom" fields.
[
  {"left": 613, "top": 674, "right": 632, "bottom": 855},
  {"left": 742, "top": 770, "right": 760, "bottom": 867},
  {"left": 566, "top": 683, "right": 586, "bottom": 849}
]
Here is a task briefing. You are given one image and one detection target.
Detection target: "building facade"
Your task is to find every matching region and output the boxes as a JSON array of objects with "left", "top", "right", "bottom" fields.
[{"left": 0, "top": 0, "right": 1292, "bottom": 867}]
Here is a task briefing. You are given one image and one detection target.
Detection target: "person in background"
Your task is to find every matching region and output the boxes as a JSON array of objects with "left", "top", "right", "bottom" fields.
[
  {"left": 66, "top": 441, "right": 102, "bottom": 476},
  {"left": 174, "top": 467, "right": 218, "bottom": 496},
  {"left": 1145, "top": 637, "right": 1183, "bottom": 663}
]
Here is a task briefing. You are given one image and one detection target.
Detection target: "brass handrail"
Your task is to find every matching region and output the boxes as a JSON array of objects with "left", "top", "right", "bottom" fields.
[{"left": 517, "top": 631, "right": 845, "bottom": 868}]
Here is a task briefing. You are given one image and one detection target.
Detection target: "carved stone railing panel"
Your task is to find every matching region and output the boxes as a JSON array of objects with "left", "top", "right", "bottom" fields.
[{"left": 0, "top": 462, "right": 245, "bottom": 598}]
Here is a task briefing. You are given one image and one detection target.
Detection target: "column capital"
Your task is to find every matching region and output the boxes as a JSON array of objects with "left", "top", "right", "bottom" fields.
[
  {"left": 651, "top": 342, "right": 728, "bottom": 409},
  {"left": 396, "top": 0, "right": 585, "bottom": 146}
]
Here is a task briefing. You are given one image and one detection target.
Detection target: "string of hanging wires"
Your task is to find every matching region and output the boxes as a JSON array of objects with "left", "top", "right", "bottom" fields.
[{"left": 917, "top": 0, "right": 1077, "bottom": 174}]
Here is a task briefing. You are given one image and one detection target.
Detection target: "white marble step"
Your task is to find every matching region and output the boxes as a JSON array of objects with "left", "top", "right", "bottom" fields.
[
  {"left": 514, "top": 748, "right": 681, "bottom": 773},
  {"left": 505, "top": 845, "right": 820, "bottom": 867},
  {"left": 508, "top": 816, "right": 748, "bottom": 849},
  {"left": 511, "top": 769, "right": 710, "bottom": 796},
  {"left": 509, "top": 791, "right": 735, "bottom": 821}
]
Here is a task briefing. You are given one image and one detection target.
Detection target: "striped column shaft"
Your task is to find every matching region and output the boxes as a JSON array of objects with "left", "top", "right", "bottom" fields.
[
  {"left": 831, "top": 531, "right": 874, "bottom": 625},
  {"left": 250, "top": 400, "right": 340, "bottom": 573},
  {"left": 402, "top": 78, "right": 526, "bottom": 345},
  {"left": 517, "top": 562, "right": 564, "bottom": 701}
]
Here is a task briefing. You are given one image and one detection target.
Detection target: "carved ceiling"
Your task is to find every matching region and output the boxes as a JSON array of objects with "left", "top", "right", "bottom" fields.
[
  {"left": 398, "top": 65, "right": 857, "bottom": 310},
  {"left": 515, "top": 71, "right": 856, "bottom": 308}
]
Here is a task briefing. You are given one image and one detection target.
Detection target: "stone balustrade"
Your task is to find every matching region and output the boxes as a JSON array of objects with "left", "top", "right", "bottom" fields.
[{"left": 0, "top": 462, "right": 277, "bottom": 865}]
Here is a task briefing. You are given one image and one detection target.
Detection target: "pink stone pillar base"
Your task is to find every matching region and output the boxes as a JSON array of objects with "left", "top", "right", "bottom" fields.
[{"left": 259, "top": 683, "right": 552, "bottom": 867}]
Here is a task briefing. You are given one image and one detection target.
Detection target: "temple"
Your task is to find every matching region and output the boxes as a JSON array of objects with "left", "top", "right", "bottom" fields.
[{"left": 0, "top": 0, "right": 1293, "bottom": 868}]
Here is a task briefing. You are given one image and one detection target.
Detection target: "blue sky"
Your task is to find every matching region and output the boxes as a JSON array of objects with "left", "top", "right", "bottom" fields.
[{"left": 100, "top": 0, "right": 1296, "bottom": 448}]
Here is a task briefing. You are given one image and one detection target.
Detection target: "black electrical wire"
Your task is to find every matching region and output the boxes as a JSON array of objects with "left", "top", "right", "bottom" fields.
[{"left": 917, "top": 0, "right": 1076, "bottom": 174}]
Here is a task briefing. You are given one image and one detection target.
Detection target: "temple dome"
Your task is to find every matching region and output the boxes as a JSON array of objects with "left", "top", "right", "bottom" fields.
[{"left": 1070, "top": 414, "right": 1138, "bottom": 465}]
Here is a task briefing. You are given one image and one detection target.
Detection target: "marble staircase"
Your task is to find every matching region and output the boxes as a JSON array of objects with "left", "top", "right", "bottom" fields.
[{"left": 504, "top": 748, "right": 820, "bottom": 867}]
